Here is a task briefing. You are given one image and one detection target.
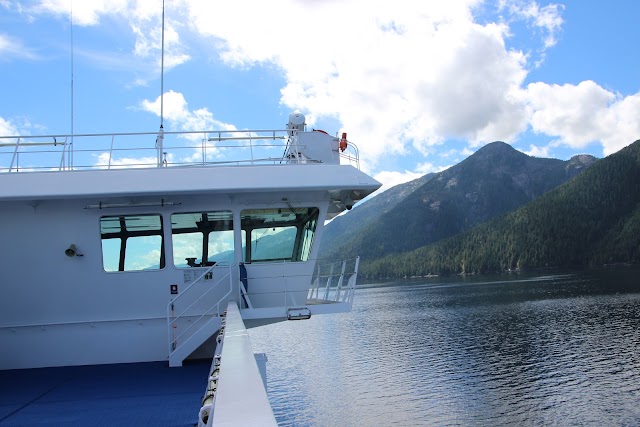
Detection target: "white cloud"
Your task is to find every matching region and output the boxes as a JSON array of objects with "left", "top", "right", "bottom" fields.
[
  {"left": 415, "top": 162, "right": 439, "bottom": 174},
  {"left": 21, "top": 0, "right": 130, "bottom": 26},
  {"left": 372, "top": 163, "right": 450, "bottom": 196},
  {"left": 94, "top": 152, "right": 160, "bottom": 168},
  {"left": 357, "top": 161, "right": 449, "bottom": 205},
  {"left": 0, "top": 117, "right": 19, "bottom": 136},
  {"left": 181, "top": 0, "right": 636, "bottom": 162},
  {"left": 19, "top": 0, "right": 190, "bottom": 79},
  {"left": 140, "top": 90, "right": 247, "bottom": 163},
  {"left": 0, "top": 33, "right": 39, "bottom": 60},
  {"left": 527, "top": 81, "right": 640, "bottom": 155},
  {"left": 130, "top": 15, "right": 191, "bottom": 71},
  {"left": 500, "top": 1, "right": 564, "bottom": 49},
  {"left": 179, "top": 1, "right": 534, "bottom": 167},
  {"left": 602, "top": 93, "right": 640, "bottom": 155},
  {"left": 338, "top": 168, "right": 424, "bottom": 212},
  {"left": 523, "top": 143, "right": 552, "bottom": 158},
  {"left": 374, "top": 170, "right": 424, "bottom": 195},
  {"left": 140, "top": 90, "right": 236, "bottom": 132},
  {"left": 16, "top": 0, "right": 640, "bottom": 164}
]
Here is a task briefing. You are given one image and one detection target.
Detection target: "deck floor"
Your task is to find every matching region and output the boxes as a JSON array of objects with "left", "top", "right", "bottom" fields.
[{"left": 0, "top": 360, "right": 210, "bottom": 426}]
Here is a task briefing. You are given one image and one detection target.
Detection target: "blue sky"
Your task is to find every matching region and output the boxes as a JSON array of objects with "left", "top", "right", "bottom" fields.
[{"left": 1, "top": 0, "right": 640, "bottom": 193}]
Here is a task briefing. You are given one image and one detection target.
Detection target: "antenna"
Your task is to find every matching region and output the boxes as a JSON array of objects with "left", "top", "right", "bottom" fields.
[
  {"left": 160, "top": 0, "right": 165, "bottom": 128},
  {"left": 156, "top": 0, "right": 165, "bottom": 167},
  {"left": 70, "top": 0, "right": 74, "bottom": 169}
]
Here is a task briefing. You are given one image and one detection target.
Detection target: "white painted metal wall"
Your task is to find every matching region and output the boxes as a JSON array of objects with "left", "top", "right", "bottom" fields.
[{"left": 0, "top": 190, "right": 329, "bottom": 369}]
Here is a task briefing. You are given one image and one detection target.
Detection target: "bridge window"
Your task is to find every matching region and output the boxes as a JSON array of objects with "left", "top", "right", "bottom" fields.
[
  {"left": 171, "top": 211, "right": 234, "bottom": 268},
  {"left": 241, "top": 207, "right": 319, "bottom": 263},
  {"left": 100, "top": 214, "right": 165, "bottom": 272}
]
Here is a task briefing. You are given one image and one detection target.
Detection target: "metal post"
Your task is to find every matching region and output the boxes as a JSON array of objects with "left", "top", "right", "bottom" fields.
[
  {"left": 323, "top": 263, "right": 334, "bottom": 300},
  {"left": 335, "top": 260, "right": 347, "bottom": 301}
]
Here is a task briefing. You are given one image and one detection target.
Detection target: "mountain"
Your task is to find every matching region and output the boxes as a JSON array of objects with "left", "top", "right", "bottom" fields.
[
  {"left": 362, "top": 139, "right": 640, "bottom": 278},
  {"left": 319, "top": 172, "right": 436, "bottom": 255},
  {"left": 320, "top": 141, "right": 597, "bottom": 262}
]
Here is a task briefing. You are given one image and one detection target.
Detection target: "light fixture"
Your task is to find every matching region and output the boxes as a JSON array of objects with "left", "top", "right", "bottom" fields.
[{"left": 65, "top": 244, "right": 83, "bottom": 257}]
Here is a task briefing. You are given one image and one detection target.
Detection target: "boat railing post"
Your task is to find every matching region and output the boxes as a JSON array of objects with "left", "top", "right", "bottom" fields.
[
  {"left": 9, "top": 137, "right": 20, "bottom": 172},
  {"left": 201, "top": 135, "right": 206, "bottom": 165},
  {"left": 69, "top": 134, "right": 73, "bottom": 169},
  {"left": 348, "top": 256, "right": 360, "bottom": 305},
  {"left": 283, "top": 261, "right": 288, "bottom": 308},
  {"left": 335, "top": 260, "right": 347, "bottom": 301},
  {"left": 290, "top": 130, "right": 299, "bottom": 164},
  {"left": 108, "top": 134, "right": 116, "bottom": 169},
  {"left": 310, "top": 263, "right": 321, "bottom": 300},
  {"left": 315, "top": 264, "right": 320, "bottom": 299},
  {"left": 58, "top": 136, "right": 67, "bottom": 171},
  {"left": 249, "top": 135, "right": 254, "bottom": 165},
  {"left": 156, "top": 126, "right": 164, "bottom": 167},
  {"left": 323, "top": 263, "right": 334, "bottom": 300}
]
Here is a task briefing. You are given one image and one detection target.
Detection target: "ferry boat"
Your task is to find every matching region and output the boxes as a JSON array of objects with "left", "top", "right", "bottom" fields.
[{"left": 0, "top": 114, "right": 381, "bottom": 425}]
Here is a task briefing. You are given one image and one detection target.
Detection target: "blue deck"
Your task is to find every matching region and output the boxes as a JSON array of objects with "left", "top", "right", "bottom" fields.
[{"left": 0, "top": 361, "right": 210, "bottom": 426}]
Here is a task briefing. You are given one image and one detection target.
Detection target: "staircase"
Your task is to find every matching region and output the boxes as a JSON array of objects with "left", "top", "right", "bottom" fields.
[{"left": 167, "top": 263, "right": 233, "bottom": 367}]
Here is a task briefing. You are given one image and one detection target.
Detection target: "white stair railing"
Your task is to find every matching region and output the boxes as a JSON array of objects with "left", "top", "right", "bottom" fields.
[{"left": 167, "top": 262, "right": 233, "bottom": 358}]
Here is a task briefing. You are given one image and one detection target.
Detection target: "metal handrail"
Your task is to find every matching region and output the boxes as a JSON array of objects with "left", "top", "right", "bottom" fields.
[
  {"left": 0, "top": 128, "right": 361, "bottom": 172},
  {"left": 234, "top": 257, "right": 360, "bottom": 308},
  {"left": 167, "top": 262, "right": 233, "bottom": 354},
  {"left": 307, "top": 257, "right": 360, "bottom": 304}
]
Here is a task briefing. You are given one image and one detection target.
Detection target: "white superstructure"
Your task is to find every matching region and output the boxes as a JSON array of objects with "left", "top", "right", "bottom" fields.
[{"left": 0, "top": 114, "right": 381, "bottom": 371}]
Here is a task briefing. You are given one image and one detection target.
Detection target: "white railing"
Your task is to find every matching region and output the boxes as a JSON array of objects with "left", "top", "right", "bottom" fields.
[
  {"left": 308, "top": 257, "right": 360, "bottom": 305},
  {"left": 236, "top": 257, "right": 360, "bottom": 310},
  {"left": 0, "top": 129, "right": 361, "bottom": 172},
  {"left": 167, "top": 262, "right": 233, "bottom": 355}
]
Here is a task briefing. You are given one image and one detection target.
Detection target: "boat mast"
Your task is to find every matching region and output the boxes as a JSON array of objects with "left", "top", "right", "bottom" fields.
[
  {"left": 157, "top": 0, "right": 166, "bottom": 167},
  {"left": 69, "top": 0, "right": 74, "bottom": 169}
]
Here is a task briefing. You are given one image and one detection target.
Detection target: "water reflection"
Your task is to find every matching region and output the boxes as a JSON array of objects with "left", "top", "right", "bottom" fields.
[{"left": 248, "top": 268, "right": 640, "bottom": 426}]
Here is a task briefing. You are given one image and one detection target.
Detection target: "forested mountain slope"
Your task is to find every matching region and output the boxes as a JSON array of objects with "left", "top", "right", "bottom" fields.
[
  {"left": 361, "top": 139, "right": 640, "bottom": 278},
  {"left": 321, "top": 141, "right": 596, "bottom": 262},
  {"left": 319, "top": 172, "right": 436, "bottom": 255}
]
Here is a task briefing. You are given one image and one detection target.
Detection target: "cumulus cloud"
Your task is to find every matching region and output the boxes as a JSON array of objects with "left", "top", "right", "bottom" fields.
[
  {"left": 0, "top": 117, "right": 19, "bottom": 137},
  {"left": 140, "top": 90, "right": 244, "bottom": 163},
  {"left": 140, "top": 90, "right": 236, "bottom": 132},
  {"left": 523, "top": 143, "right": 553, "bottom": 158},
  {"left": 14, "top": 0, "right": 640, "bottom": 165},
  {"left": 527, "top": 81, "right": 640, "bottom": 155},
  {"left": 94, "top": 152, "right": 160, "bottom": 169},
  {"left": 183, "top": 1, "right": 535, "bottom": 166},
  {"left": 372, "top": 160, "right": 450, "bottom": 195},
  {"left": 373, "top": 170, "right": 424, "bottom": 195}
]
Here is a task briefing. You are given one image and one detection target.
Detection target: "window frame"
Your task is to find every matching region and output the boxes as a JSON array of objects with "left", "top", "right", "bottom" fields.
[
  {"left": 99, "top": 213, "right": 166, "bottom": 272},
  {"left": 241, "top": 207, "right": 319, "bottom": 264},
  {"left": 170, "top": 211, "right": 234, "bottom": 268}
]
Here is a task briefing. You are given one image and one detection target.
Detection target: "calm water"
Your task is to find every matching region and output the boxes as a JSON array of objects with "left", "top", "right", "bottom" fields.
[{"left": 248, "top": 267, "right": 640, "bottom": 426}]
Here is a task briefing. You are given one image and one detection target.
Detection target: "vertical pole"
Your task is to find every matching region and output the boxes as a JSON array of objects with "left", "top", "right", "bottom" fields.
[
  {"left": 157, "top": 0, "right": 165, "bottom": 167},
  {"left": 323, "top": 263, "right": 334, "bottom": 300},
  {"left": 335, "top": 260, "right": 347, "bottom": 301},
  {"left": 349, "top": 256, "right": 360, "bottom": 304},
  {"left": 70, "top": 0, "right": 74, "bottom": 169}
]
